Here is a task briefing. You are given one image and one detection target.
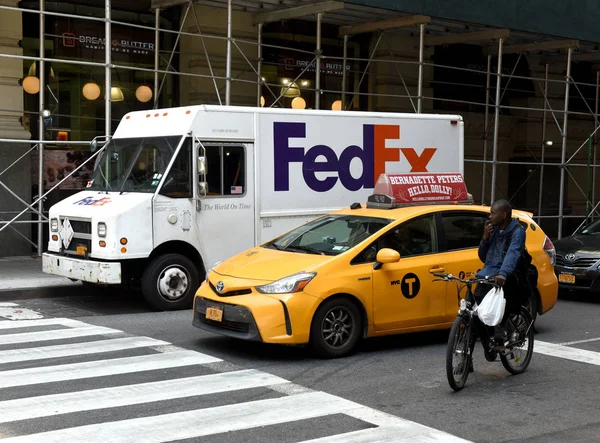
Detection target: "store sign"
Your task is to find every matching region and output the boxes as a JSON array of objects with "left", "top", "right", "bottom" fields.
[
  {"left": 282, "top": 56, "right": 350, "bottom": 77},
  {"left": 55, "top": 20, "right": 155, "bottom": 65}
]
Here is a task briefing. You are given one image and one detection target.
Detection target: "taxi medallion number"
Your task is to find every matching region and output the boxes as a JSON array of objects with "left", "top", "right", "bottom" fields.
[
  {"left": 558, "top": 273, "right": 575, "bottom": 284},
  {"left": 206, "top": 306, "right": 223, "bottom": 322}
]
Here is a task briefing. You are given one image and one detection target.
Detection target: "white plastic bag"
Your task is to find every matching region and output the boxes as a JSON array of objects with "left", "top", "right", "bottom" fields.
[{"left": 476, "top": 287, "right": 506, "bottom": 326}]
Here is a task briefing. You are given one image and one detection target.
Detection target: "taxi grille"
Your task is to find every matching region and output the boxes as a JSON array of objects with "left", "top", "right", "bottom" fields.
[
  {"left": 209, "top": 281, "right": 252, "bottom": 297},
  {"left": 556, "top": 255, "right": 599, "bottom": 268},
  {"left": 202, "top": 317, "right": 250, "bottom": 333}
]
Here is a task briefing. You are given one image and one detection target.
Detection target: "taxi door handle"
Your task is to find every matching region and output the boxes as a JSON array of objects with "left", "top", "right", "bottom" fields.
[{"left": 429, "top": 267, "right": 446, "bottom": 274}]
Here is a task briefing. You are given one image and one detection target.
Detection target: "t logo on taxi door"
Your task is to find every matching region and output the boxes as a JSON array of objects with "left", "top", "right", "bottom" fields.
[{"left": 401, "top": 273, "right": 420, "bottom": 299}]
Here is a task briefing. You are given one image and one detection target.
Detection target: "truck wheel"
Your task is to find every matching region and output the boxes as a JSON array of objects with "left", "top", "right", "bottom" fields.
[
  {"left": 309, "top": 297, "right": 362, "bottom": 358},
  {"left": 141, "top": 254, "right": 199, "bottom": 311}
]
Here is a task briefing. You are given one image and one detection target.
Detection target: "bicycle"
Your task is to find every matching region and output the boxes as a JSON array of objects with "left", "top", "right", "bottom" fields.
[{"left": 432, "top": 273, "right": 535, "bottom": 391}]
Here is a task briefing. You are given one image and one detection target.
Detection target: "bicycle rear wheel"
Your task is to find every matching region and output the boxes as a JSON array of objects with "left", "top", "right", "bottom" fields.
[
  {"left": 500, "top": 307, "right": 534, "bottom": 375},
  {"left": 446, "top": 315, "right": 473, "bottom": 391}
]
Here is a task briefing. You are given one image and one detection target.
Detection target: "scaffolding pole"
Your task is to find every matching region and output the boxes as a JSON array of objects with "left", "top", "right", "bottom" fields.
[
  {"left": 558, "top": 48, "right": 572, "bottom": 239},
  {"left": 105, "top": 0, "right": 111, "bottom": 137},
  {"left": 537, "top": 64, "right": 549, "bottom": 224},
  {"left": 594, "top": 71, "right": 599, "bottom": 218},
  {"left": 490, "top": 38, "right": 503, "bottom": 203},
  {"left": 481, "top": 55, "right": 491, "bottom": 205},
  {"left": 225, "top": 0, "right": 232, "bottom": 105},
  {"left": 154, "top": 7, "right": 160, "bottom": 108},
  {"left": 417, "top": 23, "right": 424, "bottom": 113},
  {"left": 342, "top": 35, "right": 348, "bottom": 110},
  {"left": 37, "top": 0, "right": 45, "bottom": 256},
  {"left": 256, "top": 23, "right": 262, "bottom": 107},
  {"left": 316, "top": 12, "right": 323, "bottom": 109}
]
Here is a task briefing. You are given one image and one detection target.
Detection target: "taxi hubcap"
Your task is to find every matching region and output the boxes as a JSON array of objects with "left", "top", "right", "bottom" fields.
[
  {"left": 158, "top": 266, "right": 189, "bottom": 301},
  {"left": 322, "top": 307, "right": 353, "bottom": 348}
]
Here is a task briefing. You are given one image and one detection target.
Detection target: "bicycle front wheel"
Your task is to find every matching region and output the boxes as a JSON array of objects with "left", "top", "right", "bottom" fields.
[
  {"left": 446, "top": 315, "right": 473, "bottom": 391},
  {"left": 500, "top": 307, "right": 534, "bottom": 375}
]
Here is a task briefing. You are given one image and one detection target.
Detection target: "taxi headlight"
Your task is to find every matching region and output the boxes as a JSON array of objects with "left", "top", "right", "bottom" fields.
[
  {"left": 50, "top": 218, "right": 58, "bottom": 232},
  {"left": 255, "top": 272, "right": 316, "bottom": 294}
]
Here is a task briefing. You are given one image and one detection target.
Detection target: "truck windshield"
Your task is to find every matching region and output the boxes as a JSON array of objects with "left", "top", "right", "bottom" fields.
[
  {"left": 265, "top": 215, "right": 391, "bottom": 256},
  {"left": 89, "top": 136, "right": 183, "bottom": 192}
]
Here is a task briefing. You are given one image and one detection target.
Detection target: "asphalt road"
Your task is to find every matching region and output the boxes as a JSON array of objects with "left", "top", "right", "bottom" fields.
[{"left": 1, "top": 287, "right": 599, "bottom": 443}]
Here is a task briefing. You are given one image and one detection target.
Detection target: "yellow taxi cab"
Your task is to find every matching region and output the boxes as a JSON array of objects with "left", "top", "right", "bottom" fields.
[{"left": 193, "top": 173, "right": 558, "bottom": 358}]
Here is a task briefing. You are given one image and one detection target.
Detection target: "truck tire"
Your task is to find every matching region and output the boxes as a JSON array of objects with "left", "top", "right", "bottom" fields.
[{"left": 141, "top": 253, "right": 199, "bottom": 311}]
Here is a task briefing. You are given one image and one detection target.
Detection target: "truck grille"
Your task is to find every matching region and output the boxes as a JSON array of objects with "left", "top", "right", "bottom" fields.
[{"left": 60, "top": 218, "right": 92, "bottom": 257}]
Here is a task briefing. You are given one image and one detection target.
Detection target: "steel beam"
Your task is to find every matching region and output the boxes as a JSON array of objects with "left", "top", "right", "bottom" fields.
[
  {"left": 341, "top": 34, "right": 348, "bottom": 110},
  {"left": 105, "top": 0, "right": 111, "bottom": 136},
  {"left": 481, "top": 55, "right": 491, "bottom": 205},
  {"left": 316, "top": 12, "right": 322, "bottom": 109},
  {"left": 426, "top": 29, "right": 510, "bottom": 47},
  {"left": 417, "top": 23, "right": 424, "bottom": 113},
  {"left": 339, "top": 15, "right": 430, "bottom": 36},
  {"left": 37, "top": 0, "right": 45, "bottom": 256},
  {"left": 490, "top": 38, "right": 503, "bottom": 203},
  {"left": 257, "top": 23, "right": 262, "bottom": 107},
  {"left": 226, "top": 0, "right": 232, "bottom": 105},
  {"left": 491, "top": 39, "right": 579, "bottom": 56},
  {"left": 190, "top": 2, "right": 222, "bottom": 105},
  {"left": 154, "top": 7, "right": 160, "bottom": 108},
  {"left": 558, "top": 48, "right": 572, "bottom": 239},
  {"left": 254, "top": 1, "right": 343, "bottom": 24},
  {"left": 537, "top": 64, "right": 549, "bottom": 223}
]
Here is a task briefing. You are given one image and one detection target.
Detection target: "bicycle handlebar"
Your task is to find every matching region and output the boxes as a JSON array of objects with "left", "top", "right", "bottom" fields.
[{"left": 432, "top": 272, "right": 496, "bottom": 286}]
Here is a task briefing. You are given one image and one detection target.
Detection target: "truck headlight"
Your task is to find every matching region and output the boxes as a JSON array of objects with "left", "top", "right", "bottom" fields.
[
  {"left": 51, "top": 218, "right": 58, "bottom": 232},
  {"left": 255, "top": 272, "right": 316, "bottom": 294},
  {"left": 98, "top": 222, "right": 107, "bottom": 237}
]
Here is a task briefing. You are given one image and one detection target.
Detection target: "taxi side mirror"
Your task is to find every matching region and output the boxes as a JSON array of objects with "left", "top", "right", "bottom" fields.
[{"left": 373, "top": 248, "right": 400, "bottom": 270}]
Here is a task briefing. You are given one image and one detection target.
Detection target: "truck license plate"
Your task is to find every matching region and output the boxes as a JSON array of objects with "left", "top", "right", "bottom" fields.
[
  {"left": 206, "top": 306, "right": 223, "bottom": 322},
  {"left": 559, "top": 273, "right": 575, "bottom": 284},
  {"left": 76, "top": 245, "right": 88, "bottom": 256}
]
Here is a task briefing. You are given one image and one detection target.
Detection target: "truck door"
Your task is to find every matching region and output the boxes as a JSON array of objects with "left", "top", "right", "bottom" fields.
[{"left": 197, "top": 142, "right": 255, "bottom": 267}]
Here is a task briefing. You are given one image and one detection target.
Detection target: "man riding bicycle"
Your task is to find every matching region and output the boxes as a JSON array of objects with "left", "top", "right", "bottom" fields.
[{"left": 475, "top": 199, "right": 527, "bottom": 351}]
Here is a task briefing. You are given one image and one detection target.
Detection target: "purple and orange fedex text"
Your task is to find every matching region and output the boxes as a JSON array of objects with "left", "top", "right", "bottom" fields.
[{"left": 273, "top": 122, "right": 437, "bottom": 192}]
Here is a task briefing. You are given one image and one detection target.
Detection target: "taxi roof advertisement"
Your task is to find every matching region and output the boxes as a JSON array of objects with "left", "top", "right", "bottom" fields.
[{"left": 259, "top": 112, "right": 464, "bottom": 212}]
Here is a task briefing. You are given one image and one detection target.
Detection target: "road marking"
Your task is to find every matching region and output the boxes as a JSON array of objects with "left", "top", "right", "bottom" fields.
[
  {"left": 0, "top": 307, "right": 43, "bottom": 320},
  {"left": 558, "top": 336, "right": 600, "bottom": 346},
  {"left": 0, "top": 325, "right": 120, "bottom": 345},
  {"left": 0, "top": 350, "right": 221, "bottom": 389},
  {"left": 0, "top": 303, "right": 18, "bottom": 307},
  {"left": 299, "top": 424, "right": 469, "bottom": 442},
  {"left": 536, "top": 340, "right": 600, "bottom": 366},
  {"left": 0, "top": 369, "right": 289, "bottom": 424},
  {"left": 0, "top": 391, "right": 471, "bottom": 443},
  {"left": 0, "top": 337, "right": 169, "bottom": 364},
  {"left": 0, "top": 318, "right": 88, "bottom": 330}
]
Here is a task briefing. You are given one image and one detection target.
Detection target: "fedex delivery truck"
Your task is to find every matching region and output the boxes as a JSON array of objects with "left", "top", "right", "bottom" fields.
[{"left": 42, "top": 105, "right": 464, "bottom": 310}]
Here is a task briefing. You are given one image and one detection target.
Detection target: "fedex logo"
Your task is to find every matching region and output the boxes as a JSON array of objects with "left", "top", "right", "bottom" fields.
[
  {"left": 274, "top": 122, "right": 437, "bottom": 192},
  {"left": 73, "top": 196, "right": 112, "bottom": 206}
]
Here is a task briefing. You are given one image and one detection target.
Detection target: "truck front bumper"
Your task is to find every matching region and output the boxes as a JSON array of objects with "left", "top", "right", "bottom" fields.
[{"left": 42, "top": 253, "right": 122, "bottom": 284}]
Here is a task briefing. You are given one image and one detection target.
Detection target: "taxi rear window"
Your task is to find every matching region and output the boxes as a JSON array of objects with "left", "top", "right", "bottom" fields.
[{"left": 265, "top": 215, "right": 392, "bottom": 256}]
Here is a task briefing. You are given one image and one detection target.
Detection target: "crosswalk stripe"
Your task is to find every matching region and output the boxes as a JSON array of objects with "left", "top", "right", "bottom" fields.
[
  {"left": 0, "top": 369, "right": 289, "bottom": 424},
  {"left": 0, "top": 325, "right": 120, "bottom": 345},
  {"left": 0, "top": 391, "right": 362, "bottom": 443},
  {"left": 535, "top": 340, "right": 600, "bottom": 366},
  {"left": 298, "top": 425, "right": 470, "bottom": 442},
  {"left": 0, "top": 337, "right": 169, "bottom": 364},
  {"left": 0, "top": 318, "right": 88, "bottom": 330},
  {"left": 0, "top": 303, "right": 18, "bottom": 307},
  {"left": 0, "top": 350, "right": 221, "bottom": 389}
]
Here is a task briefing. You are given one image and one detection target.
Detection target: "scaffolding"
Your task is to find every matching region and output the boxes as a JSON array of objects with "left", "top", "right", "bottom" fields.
[{"left": 1, "top": 0, "right": 600, "bottom": 256}]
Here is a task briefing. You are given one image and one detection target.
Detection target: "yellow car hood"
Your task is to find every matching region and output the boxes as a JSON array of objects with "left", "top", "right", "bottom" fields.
[{"left": 213, "top": 247, "right": 330, "bottom": 281}]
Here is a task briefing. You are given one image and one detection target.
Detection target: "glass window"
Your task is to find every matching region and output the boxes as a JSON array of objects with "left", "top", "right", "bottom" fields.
[
  {"left": 265, "top": 215, "right": 391, "bottom": 256},
  {"left": 204, "top": 145, "right": 246, "bottom": 196},
  {"left": 160, "top": 138, "right": 192, "bottom": 198},
  {"left": 352, "top": 215, "right": 437, "bottom": 265},
  {"left": 441, "top": 212, "right": 488, "bottom": 251}
]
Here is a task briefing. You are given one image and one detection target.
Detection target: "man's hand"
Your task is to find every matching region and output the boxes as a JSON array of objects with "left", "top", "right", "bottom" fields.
[
  {"left": 483, "top": 221, "right": 493, "bottom": 241},
  {"left": 494, "top": 274, "right": 506, "bottom": 286}
]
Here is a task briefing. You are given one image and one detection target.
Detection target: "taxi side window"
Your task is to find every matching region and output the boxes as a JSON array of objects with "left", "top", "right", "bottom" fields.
[
  {"left": 441, "top": 212, "right": 488, "bottom": 251},
  {"left": 351, "top": 215, "right": 437, "bottom": 264}
]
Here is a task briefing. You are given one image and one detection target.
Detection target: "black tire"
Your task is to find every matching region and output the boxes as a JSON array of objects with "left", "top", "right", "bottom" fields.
[
  {"left": 446, "top": 316, "right": 473, "bottom": 392},
  {"left": 309, "top": 297, "right": 362, "bottom": 358},
  {"left": 500, "top": 308, "right": 534, "bottom": 375},
  {"left": 141, "top": 253, "right": 199, "bottom": 311}
]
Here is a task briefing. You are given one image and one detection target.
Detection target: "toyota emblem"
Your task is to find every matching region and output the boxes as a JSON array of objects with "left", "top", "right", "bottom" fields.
[
  {"left": 565, "top": 253, "right": 577, "bottom": 262},
  {"left": 216, "top": 281, "right": 225, "bottom": 293}
]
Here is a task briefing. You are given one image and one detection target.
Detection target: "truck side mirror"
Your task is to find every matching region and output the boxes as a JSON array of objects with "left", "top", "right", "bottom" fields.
[
  {"left": 198, "top": 181, "right": 208, "bottom": 195},
  {"left": 197, "top": 156, "right": 207, "bottom": 176}
]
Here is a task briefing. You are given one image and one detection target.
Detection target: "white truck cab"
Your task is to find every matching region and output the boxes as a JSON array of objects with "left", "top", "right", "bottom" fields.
[{"left": 43, "top": 105, "right": 464, "bottom": 310}]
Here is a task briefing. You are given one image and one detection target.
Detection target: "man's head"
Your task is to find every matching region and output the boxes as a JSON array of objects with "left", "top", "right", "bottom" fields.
[{"left": 489, "top": 199, "right": 512, "bottom": 228}]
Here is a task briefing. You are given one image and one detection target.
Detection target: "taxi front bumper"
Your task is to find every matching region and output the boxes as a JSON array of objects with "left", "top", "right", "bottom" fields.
[{"left": 192, "top": 280, "right": 321, "bottom": 344}]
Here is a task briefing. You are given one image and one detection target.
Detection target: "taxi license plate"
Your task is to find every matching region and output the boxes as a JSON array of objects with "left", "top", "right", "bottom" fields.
[
  {"left": 205, "top": 306, "right": 223, "bottom": 322},
  {"left": 558, "top": 273, "right": 576, "bottom": 284},
  {"left": 76, "top": 245, "right": 88, "bottom": 256}
]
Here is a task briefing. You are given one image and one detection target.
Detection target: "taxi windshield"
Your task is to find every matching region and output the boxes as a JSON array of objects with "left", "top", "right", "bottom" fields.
[{"left": 266, "top": 215, "right": 391, "bottom": 256}]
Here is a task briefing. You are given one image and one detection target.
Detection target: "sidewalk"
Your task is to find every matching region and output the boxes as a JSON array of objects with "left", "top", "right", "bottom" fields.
[{"left": 0, "top": 256, "right": 81, "bottom": 298}]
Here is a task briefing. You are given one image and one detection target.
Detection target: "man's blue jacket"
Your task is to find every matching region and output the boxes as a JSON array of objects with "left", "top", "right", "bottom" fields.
[{"left": 476, "top": 218, "right": 525, "bottom": 279}]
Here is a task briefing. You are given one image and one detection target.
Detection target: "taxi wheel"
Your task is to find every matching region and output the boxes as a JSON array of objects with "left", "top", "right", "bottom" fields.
[
  {"left": 310, "top": 297, "right": 362, "bottom": 358},
  {"left": 141, "top": 253, "right": 199, "bottom": 311}
]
